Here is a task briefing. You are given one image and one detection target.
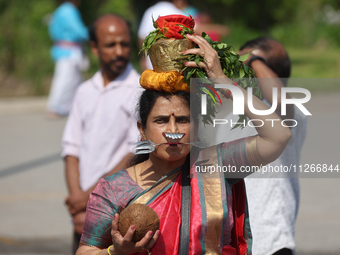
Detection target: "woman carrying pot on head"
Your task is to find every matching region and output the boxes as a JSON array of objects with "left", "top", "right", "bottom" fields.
[{"left": 76, "top": 15, "right": 291, "bottom": 255}]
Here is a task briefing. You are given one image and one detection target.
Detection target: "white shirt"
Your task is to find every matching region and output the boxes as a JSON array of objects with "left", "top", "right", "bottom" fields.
[
  {"left": 215, "top": 103, "right": 307, "bottom": 255},
  {"left": 138, "top": 1, "right": 184, "bottom": 70},
  {"left": 62, "top": 64, "right": 142, "bottom": 191}
]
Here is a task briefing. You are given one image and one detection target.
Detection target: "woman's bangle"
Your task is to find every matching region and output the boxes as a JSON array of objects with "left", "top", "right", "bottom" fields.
[
  {"left": 246, "top": 136, "right": 268, "bottom": 167},
  {"left": 225, "top": 81, "right": 238, "bottom": 99},
  {"left": 107, "top": 245, "right": 113, "bottom": 255}
]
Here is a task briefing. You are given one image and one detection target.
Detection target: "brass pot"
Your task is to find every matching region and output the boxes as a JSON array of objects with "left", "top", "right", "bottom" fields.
[{"left": 149, "top": 38, "right": 194, "bottom": 73}]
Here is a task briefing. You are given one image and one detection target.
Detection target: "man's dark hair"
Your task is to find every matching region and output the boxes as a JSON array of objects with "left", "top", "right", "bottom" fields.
[
  {"left": 240, "top": 37, "right": 291, "bottom": 84},
  {"left": 89, "top": 14, "right": 132, "bottom": 44}
]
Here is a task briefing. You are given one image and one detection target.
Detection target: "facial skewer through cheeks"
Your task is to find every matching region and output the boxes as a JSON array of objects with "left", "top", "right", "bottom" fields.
[{"left": 134, "top": 132, "right": 199, "bottom": 154}]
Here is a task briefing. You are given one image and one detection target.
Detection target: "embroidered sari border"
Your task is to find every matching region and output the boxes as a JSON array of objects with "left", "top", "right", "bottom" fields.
[
  {"left": 197, "top": 169, "right": 207, "bottom": 254},
  {"left": 198, "top": 146, "right": 224, "bottom": 255},
  {"left": 217, "top": 144, "right": 229, "bottom": 253}
]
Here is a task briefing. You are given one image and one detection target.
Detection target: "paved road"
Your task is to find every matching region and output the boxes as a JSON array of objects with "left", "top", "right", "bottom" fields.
[
  {"left": 0, "top": 93, "right": 339, "bottom": 254},
  {"left": 0, "top": 98, "right": 71, "bottom": 254}
]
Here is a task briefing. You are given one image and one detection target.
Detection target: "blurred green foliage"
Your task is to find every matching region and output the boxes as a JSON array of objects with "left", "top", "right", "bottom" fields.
[
  {"left": 0, "top": 0, "right": 339, "bottom": 96},
  {"left": 0, "top": 0, "right": 56, "bottom": 95}
]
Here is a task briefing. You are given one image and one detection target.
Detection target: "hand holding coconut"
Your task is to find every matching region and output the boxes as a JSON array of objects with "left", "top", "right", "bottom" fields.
[{"left": 109, "top": 212, "right": 160, "bottom": 255}]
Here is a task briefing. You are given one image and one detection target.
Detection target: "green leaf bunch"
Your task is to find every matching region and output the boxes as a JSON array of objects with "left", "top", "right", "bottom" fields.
[
  {"left": 181, "top": 32, "right": 262, "bottom": 127},
  {"left": 140, "top": 29, "right": 167, "bottom": 57}
]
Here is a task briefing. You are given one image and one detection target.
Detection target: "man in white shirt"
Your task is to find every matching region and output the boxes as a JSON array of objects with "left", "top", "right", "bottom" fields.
[
  {"left": 215, "top": 38, "right": 307, "bottom": 255},
  {"left": 61, "top": 14, "right": 141, "bottom": 252},
  {"left": 138, "top": 0, "right": 184, "bottom": 70}
]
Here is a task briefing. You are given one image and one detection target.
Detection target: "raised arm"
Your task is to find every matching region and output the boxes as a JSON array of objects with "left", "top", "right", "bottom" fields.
[
  {"left": 184, "top": 34, "right": 292, "bottom": 166},
  {"left": 239, "top": 48, "right": 294, "bottom": 121}
]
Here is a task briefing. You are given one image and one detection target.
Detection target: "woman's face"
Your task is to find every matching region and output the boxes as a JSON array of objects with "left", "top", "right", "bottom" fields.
[{"left": 139, "top": 96, "right": 194, "bottom": 162}]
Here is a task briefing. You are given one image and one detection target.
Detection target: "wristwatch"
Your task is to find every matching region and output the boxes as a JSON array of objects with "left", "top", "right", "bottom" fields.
[{"left": 248, "top": 55, "right": 266, "bottom": 67}]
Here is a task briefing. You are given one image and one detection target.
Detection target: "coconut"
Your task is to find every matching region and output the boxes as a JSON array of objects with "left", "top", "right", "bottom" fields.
[{"left": 118, "top": 203, "right": 160, "bottom": 242}]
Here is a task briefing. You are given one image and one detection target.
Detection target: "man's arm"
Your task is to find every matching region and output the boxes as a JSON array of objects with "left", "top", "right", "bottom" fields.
[
  {"left": 65, "top": 153, "right": 133, "bottom": 216},
  {"left": 64, "top": 153, "right": 132, "bottom": 236},
  {"left": 64, "top": 155, "right": 87, "bottom": 235},
  {"left": 65, "top": 155, "right": 81, "bottom": 194},
  {"left": 241, "top": 50, "right": 294, "bottom": 121},
  {"left": 62, "top": 89, "right": 88, "bottom": 216},
  {"left": 64, "top": 155, "right": 88, "bottom": 216}
]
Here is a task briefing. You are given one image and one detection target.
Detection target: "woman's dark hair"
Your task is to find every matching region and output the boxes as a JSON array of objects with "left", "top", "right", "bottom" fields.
[{"left": 129, "top": 90, "right": 200, "bottom": 166}]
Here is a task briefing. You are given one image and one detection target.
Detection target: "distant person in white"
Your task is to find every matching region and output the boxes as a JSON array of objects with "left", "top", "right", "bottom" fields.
[
  {"left": 62, "top": 14, "right": 141, "bottom": 253},
  {"left": 47, "top": 0, "right": 89, "bottom": 118},
  {"left": 215, "top": 37, "right": 307, "bottom": 255},
  {"left": 138, "top": 0, "right": 184, "bottom": 71}
]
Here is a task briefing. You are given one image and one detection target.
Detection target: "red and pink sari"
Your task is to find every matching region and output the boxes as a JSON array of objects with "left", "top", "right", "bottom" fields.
[{"left": 81, "top": 138, "right": 252, "bottom": 254}]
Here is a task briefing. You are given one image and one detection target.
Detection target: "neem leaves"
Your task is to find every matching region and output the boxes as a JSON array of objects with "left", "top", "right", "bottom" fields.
[
  {"left": 141, "top": 25, "right": 262, "bottom": 127},
  {"left": 181, "top": 32, "right": 261, "bottom": 126}
]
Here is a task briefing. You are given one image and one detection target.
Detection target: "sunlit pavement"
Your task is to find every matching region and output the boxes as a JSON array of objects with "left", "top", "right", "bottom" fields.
[
  {"left": 0, "top": 93, "right": 339, "bottom": 254},
  {"left": 0, "top": 97, "right": 71, "bottom": 254}
]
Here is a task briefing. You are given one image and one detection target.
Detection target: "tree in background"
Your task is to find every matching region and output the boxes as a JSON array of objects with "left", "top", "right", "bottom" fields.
[
  {"left": 0, "top": 0, "right": 135, "bottom": 96},
  {"left": 0, "top": 0, "right": 339, "bottom": 96},
  {"left": 0, "top": 0, "right": 56, "bottom": 95}
]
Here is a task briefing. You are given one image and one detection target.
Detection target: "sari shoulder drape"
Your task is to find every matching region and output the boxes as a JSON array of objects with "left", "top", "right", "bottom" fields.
[{"left": 80, "top": 169, "right": 143, "bottom": 248}]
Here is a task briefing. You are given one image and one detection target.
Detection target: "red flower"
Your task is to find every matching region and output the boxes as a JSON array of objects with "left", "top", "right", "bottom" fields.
[{"left": 155, "top": 14, "right": 195, "bottom": 39}]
